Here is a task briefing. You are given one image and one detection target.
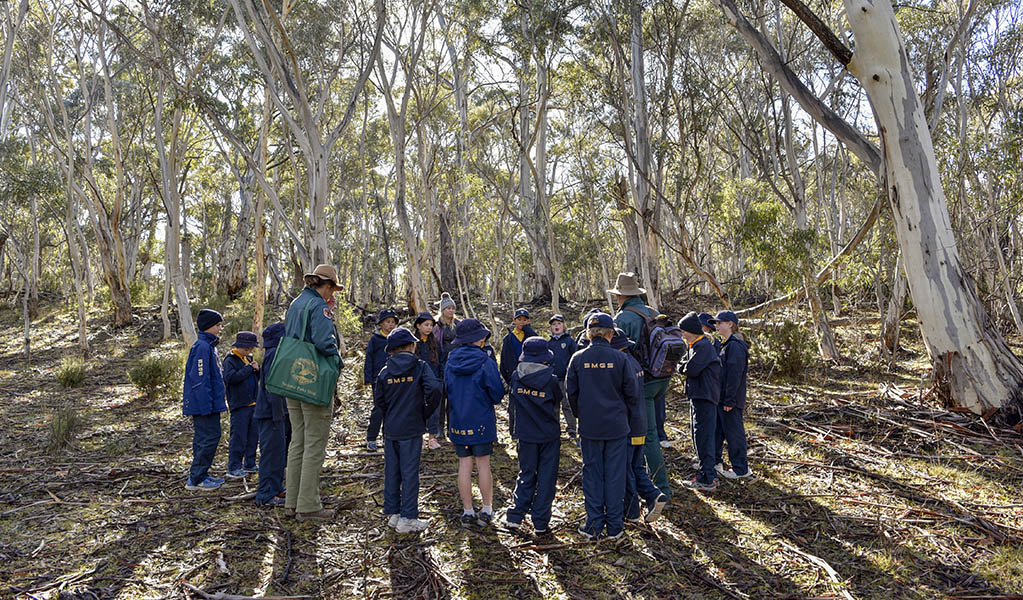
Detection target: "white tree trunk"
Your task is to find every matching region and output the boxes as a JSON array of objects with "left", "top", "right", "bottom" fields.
[{"left": 845, "top": 0, "right": 1023, "bottom": 418}]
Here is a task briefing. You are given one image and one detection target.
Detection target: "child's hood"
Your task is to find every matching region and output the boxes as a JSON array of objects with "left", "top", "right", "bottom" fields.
[
  {"left": 385, "top": 352, "right": 421, "bottom": 377},
  {"left": 515, "top": 361, "right": 553, "bottom": 388},
  {"left": 446, "top": 345, "right": 488, "bottom": 375}
]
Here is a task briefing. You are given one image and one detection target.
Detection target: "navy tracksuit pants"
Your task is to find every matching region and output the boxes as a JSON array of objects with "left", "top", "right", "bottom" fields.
[
  {"left": 188, "top": 413, "right": 222, "bottom": 484},
  {"left": 625, "top": 443, "right": 662, "bottom": 520},
  {"left": 227, "top": 405, "right": 258, "bottom": 471},
  {"left": 507, "top": 439, "right": 561, "bottom": 530},
  {"left": 384, "top": 438, "right": 423, "bottom": 519},
  {"left": 580, "top": 437, "right": 628, "bottom": 537},
  {"left": 256, "top": 417, "right": 291, "bottom": 504},
  {"left": 715, "top": 405, "right": 749, "bottom": 476},
  {"left": 367, "top": 384, "right": 384, "bottom": 442},
  {"left": 691, "top": 398, "right": 718, "bottom": 484}
]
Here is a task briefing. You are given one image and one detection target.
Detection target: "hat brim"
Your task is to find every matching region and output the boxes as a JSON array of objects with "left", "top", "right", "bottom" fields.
[
  {"left": 232, "top": 342, "right": 257, "bottom": 348},
  {"left": 304, "top": 273, "right": 344, "bottom": 291},
  {"left": 606, "top": 286, "right": 646, "bottom": 296},
  {"left": 453, "top": 330, "right": 491, "bottom": 346}
]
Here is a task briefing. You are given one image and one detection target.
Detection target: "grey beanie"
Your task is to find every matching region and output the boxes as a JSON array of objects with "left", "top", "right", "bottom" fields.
[{"left": 439, "top": 292, "right": 456, "bottom": 311}]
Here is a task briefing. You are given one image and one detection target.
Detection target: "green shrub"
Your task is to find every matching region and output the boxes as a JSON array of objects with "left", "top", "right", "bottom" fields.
[
  {"left": 753, "top": 320, "right": 816, "bottom": 379},
  {"left": 128, "top": 355, "right": 180, "bottom": 400},
  {"left": 55, "top": 357, "right": 86, "bottom": 388},
  {"left": 47, "top": 402, "right": 83, "bottom": 452}
]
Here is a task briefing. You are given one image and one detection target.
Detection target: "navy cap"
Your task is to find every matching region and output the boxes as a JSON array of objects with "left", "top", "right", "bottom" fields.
[
  {"left": 708, "top": 310, "right": 739, "bottom": 325},
  {"left": 385, "top": 327, "right": 419, "bottom": 352},
  {"left": 513, "top": 308, "right": 531, "bottom": 320},
  {"left": 610, "top": 328, "right": 633, "bottom": 351},
  {"left": 453, "top": 319, "right": 491, "bottom": 346},
  {"left": 520, "top": 336, "right": 554, "bottom": 363},
  {"left": 581, "top": 308, "right": 600, "bottom": 326},
  {"left": 587, "top": 312, "right": 615, "bottom": 329},
  {"left": 413, "top": 311, "right": 435, "bottom": 327},
  {"left": 232, "top": 331, "right": 258, "bottom": 348},
  {"left": 196, "top": 308, "right": 223, "bottom": 332},
  {"left": 677, "top": 312, "right": 703, "bottom": 335},
  {"left": 698, "top": 312, "right": 714, "bottom": 329},
  {"left": 548, "top": 314, "right": 565, "bottom": 324},
  {"left": 377, "top": 308, "right": 397, "bottom": 325}
]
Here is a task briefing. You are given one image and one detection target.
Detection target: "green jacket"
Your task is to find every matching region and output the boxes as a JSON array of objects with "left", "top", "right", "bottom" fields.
[
  {"left": 614, "top": 296, "right": 653, "bottom": 346},
  {"left": 285, "top": 287, "right": 343, "bottom": 367}
]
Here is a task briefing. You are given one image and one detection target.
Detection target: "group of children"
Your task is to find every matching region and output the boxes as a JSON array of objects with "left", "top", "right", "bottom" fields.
[
  {"left": 182, "top": 309, "right": 291, "bottom": 507},
  {"left": 366, "top": 302, "right": 751, "bottom": 539}
]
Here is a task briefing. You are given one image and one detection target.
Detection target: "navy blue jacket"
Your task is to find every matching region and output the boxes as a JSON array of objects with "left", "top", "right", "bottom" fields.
[
  {"left": 374, "top": 352, "right": 442, "bottom": 441},
  {"left": 223, "top": 351, "right": 258, "bottom": 411},
  {"left": 566, "top": 337, "right": 641, "bottom": 440},
  {"left": 363, "top": 332, "right": 388, "bottom": 384},
  {"left": 256, "top": 326, "right": 287, "bottom": 422},
  {"left": 509, "top": 362, "right": 563, "bottom": 443},
  {"left": 284, "top": 287, "right": 342, "bottom": 366},
  {"left": 416, "top": 335, "right": 442, "bottom": 379},
  {"left": 547, "top": 333, "right": 577, "bottom": 382},
  {"left": 445, "top": 344, "right": 505, "bottom": 445},
  {"left": 623, "top": 353, "right": 647, "bottom": 443},
  {"left": 499, "top": 325, "right": 539, "bottom": 383},
  {"left": 681, "top": 335, "right": 721, "bottom": 404},
  {"left": 719, "top": 335, "right": 749, "bottom": 409},
  {"left": 182, "top": 331, "right": 226, "bottom": 416}
]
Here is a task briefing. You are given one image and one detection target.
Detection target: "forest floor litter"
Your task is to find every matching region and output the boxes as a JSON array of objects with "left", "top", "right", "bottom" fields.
[{"left": 1, "top": 302, "right": 1022, "bottom": 599}]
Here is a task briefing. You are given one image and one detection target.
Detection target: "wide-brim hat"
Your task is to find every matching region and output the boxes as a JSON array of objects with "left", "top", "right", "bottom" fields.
[
  {"left": 520, "top": 336, "right": 554, "bottom": 363},
  {"left": 377, "top": 308, "right": 398, "bottom": 325},
  {"left": 385, "top": 327, "right": 419, "bottom": 352},
  {"left": 232, "top": 331, "right": 259, "bottom": 348},
  {"left": 607, "top": 272, "right": 645, "bottom": 296},
  {"left": 453, "top": 318, "right": 491, "bottom": 346},
  {"left": 304, "top": 264, "right": 344, "bottom": 291}
]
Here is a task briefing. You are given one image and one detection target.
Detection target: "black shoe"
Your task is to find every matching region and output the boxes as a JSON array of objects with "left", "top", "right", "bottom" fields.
[
  {"left": 577, "top": 523, "right": 598, "bottom": 540},
  {"left": 476, "top": 510, "right": 493, "bottom": 527},
  {"left": 460, "top": 513, "right": 476, "bottom": 528}
]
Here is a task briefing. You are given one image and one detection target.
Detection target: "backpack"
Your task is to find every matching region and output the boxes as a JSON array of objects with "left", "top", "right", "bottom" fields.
[{"left": 624, "top": 306, "right": 688, "bottom": 378}]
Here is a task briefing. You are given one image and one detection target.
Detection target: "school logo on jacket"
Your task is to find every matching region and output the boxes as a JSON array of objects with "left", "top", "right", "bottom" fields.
[
  {"left": 291, "top": 358, "right": 319, "bottom": 385},
  {"left": 561, "top": 343, "right": 567, "bottom": 349}
]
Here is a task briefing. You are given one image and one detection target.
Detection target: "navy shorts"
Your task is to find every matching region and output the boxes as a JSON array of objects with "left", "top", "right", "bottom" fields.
[{"left": 454, "top": 442, "right": 493, "bottom": 458}]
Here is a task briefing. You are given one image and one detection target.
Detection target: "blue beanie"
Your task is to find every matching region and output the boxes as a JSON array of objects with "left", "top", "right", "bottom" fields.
[
  {"left": 196, "top": 309, "right": 223, "bottom": 332},
  {"left": 385, "top": 328, "right": 419, "bottom": 352},
  {"left": 520, "top": 336, "right": 554, "bottom": 363}
]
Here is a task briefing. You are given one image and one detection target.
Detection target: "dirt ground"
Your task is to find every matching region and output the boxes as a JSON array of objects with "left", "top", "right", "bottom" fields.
[{"left": 1, "top": 302, "right": 1022, "bottom": 599}]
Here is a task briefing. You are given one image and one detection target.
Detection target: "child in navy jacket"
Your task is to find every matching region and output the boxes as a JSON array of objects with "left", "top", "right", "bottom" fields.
[
  {"left": 500, "top": 308, "right": 538, "bottom": 440},
  {"left": 610, "top": 330, "right": 669, "bottom": 524},
  {"left": 566, "top": 312, "right": 641, "bottom": 540},
  {"left": 547, "top": 314, "right": 578, "bottom": 440},
  {"left": 710, "top": 311, "right": 752, "bottom": 480},
  {"left": 678, "top": 312, "right": 722, "bottom": 490},
  {"left": 182, "top": 309, "right": 227, "bottom": 491},
  {"left": 374, "top": 328, "right": 442, "bottom": 533},
  {"left": 365, "top": 309, "right": 398, "bottom": 451},
  {"left": 505, "top": 337, "right": 563, "bottom": 533},
  {"left": 414, "top": 312, "right": 445, "bottom": 449},
  {"left": 223, "top": 331, "right": 261, "bottom": 478},
  {"left": 255, "top": 323, "right": 289, "bottom": 505},
  {"left": 445, "top": 319, "right": 506, "bottom": 527}
]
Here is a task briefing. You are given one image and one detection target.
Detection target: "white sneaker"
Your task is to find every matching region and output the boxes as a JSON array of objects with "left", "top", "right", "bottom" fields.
[
  {"left": 714, "top": 463, "right": 726, "bottom": 477},
  {"left": 386, "top": 514, "right": 399, "bottom": 528},
  {"left": 721, "top": 469, "right": 755, "bottom": 481},
  {"left": 659, "top": 440, "right": 672, "bottom": 449},
  {"left": 395, "top": 517, "right": 429, "bottom": 533}
]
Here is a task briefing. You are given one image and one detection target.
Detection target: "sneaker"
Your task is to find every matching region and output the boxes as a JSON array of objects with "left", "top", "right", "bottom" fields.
[
  {"left": 367, "top": 441, "right": 378, "bottom": 452},
  {"left": 460, "top": 513, "right": 476, "bottom": 528},
  {"left": 659, "top": 440, "right": 672, "bottom": 449},
  {"left": 577, "top": 523, "right": 598, "bottom": 540},
  {"left": 721, "top": 469, "right": 756, "bottom": 481},
  {"left": 396, "top": 517, "right": 429, "bottom": 533},
  {"left": 296, "top": 509, "right": 334, "bottom": 522},
  {"left": 625, "top": 514, "right": 643, "bottom": 524},
  {"left": 184, "top": 476, "right": 223, "bottom": 491},
  {"left": 605, "top": 529, "right": 625, "bottom": 541},
  {"left": 533, "top": 527, "right": 549, "bottom": 535},
  {"left": 225, "top": 469, "right": 246, "bottom": 479},
  {"left": 683, "top": 476, "right": 719, "bottom": 491},
  {"left": 476, "top": 510, "right": 493, "bottom": 527},
  {"left": 386, "top": 514, "right": 399, "bottom": 528},
  {"left": 244, "top": 466, "right": 258, "bottom": 474},
  {"left": 714, "top": 463, "right": 726, "bottom": 477},
  {"left": 645, "top": 494, "right": 669, "bottom": 522},
  {"left": 691, "top": 458, "right": 701, "bottom": 470},
  {"left": 260, "top": 496, "right": 286, "bottom": 506},
  {"left": 504, "top": 518, "right": 521, "bottom": 530}
]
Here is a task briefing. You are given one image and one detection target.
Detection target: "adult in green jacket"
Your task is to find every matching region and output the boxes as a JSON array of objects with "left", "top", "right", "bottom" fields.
[
  {"left": 284, "top": 264, "right": 345, "bottom": 521},
  {"left": 609, "top": 272, "right": 671, "bottom": 500}
]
